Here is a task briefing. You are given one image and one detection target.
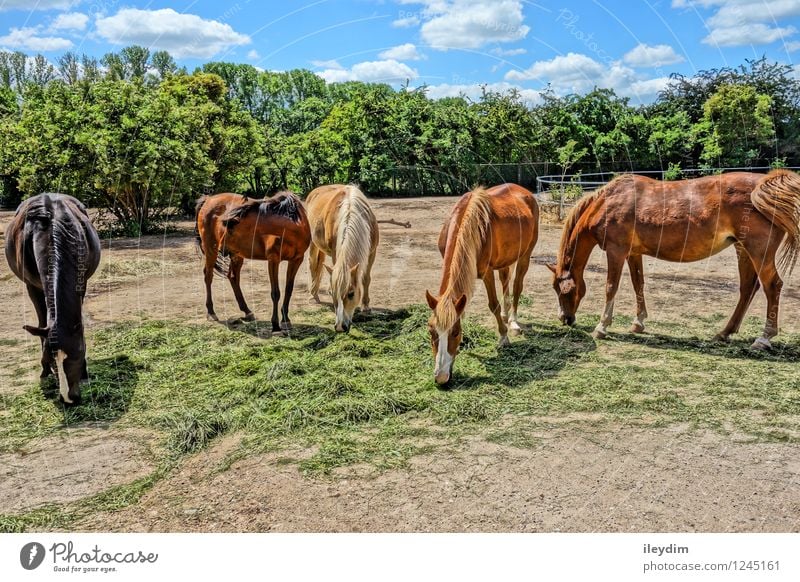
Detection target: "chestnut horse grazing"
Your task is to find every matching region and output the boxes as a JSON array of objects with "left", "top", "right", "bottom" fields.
[
  {"left": 5, "top": 193, "right": 101, "bottom": 404},
  {"left": 426, "top": 183, "right": 539, "bottom": 385},
  {"left": 549, "top": 170, "right": 800, "bottom": 349},
  {"left": 306, "top": 184, "right": 379, "bottom": 332},
  {"left": 196, "top": 192, "right": 311, "bottom": 333}
]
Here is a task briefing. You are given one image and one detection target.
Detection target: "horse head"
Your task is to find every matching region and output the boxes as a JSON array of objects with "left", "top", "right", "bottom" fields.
[
  {"left": 327, "top": 262, "right": 361, "bottom": 333},
  {"left": 425, "top": 290, "right": 467, "bottom": 385},
  {"left": 547, "top": 264, "right": 585, "bottom": 326}
]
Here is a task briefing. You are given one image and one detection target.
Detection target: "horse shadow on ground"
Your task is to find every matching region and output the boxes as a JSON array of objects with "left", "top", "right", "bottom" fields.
[
  {"left": 221, "top": 316, "right": 332, "bottom": 343},
  {"left": 40, "top": 355, "right": 138, "bottom": 423},
  {"left": 439, "top": 321, "right": 597, "bottom": 391},
  {"left": 602, "top": 328, "right": 800, "bottom": 362}
]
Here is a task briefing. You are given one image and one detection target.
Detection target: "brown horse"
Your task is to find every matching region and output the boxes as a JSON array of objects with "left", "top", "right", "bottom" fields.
[
  {"left": 196, "top": 192, "right": 311, "bottom": 333},
  {"left": 306, "top": 184, "right": 379, "bottom": 332},
  {"left": 5, "top": 193, "right": 101, "bottom": 404},
  {"left": 426, "top": 183, "right": 539, "bottom": 385},
  {"left": 548, "top": 170, "right": 800, "bottom": 349}
]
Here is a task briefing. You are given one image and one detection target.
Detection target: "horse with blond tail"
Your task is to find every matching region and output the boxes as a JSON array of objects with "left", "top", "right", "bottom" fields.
[
  {"left": 548, "top": 170, "right": 800, "bottom": 349},
  {"left": 306, "top": 184, "right": 379, "bottom": 332},
  {"left": 426, "top": 183, "right": 539, "bottom": 385}
]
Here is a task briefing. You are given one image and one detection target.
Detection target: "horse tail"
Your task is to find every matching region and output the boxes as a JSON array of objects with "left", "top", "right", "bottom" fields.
[
  {"left": 194, "top": 194, "right": 231, "bottom": 276},
  {"left": 194, "top": 195, "right": 209, "bottom": 254},
  {"left": 750, "top": 169, "right": 800, "bottom": 274}
]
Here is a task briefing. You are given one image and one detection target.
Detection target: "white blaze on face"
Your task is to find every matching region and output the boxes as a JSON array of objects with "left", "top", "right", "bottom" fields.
[
  {"left": 335, "top": 301, "right": 346, "bottom": 329},
  {"left": 55, "top": 350, "right": 72, "bottom": 404},
  {"left": 434, "top": 331, "right": 453, "bottom": 383}
]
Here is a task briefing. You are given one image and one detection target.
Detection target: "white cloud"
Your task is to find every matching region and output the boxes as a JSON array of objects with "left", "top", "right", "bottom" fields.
[
  {"left": 424, "top": 81, "right": 541, "bottom": 105},
  {"left": 247, "top": 50, "right": 260, "bottom": 60},
  {"left": 623, "top": 44, "right": 684, "bottom": 67},
  {"left": 787, "top": 40, "right": 800, "bottom": 52},
  {"left": 379, "top": 43, "right": 425, "bottom": 60},
  {"left": 506, "top": 52, "right": 604, "bottom": 84},
  {"left": 0, "top": 0, "right": 78, "bottom": 11},
  {"left": 49, "top": 12, "right": 89, "bottom": 32},
  {"left": 318, "top": 59, "right": 418, "bottom": 84},
  {"left": 703, "top": 23, "right": 796, "bottom": 46},
  {"left": 401, "top": 0, "right": 529, "bottom": 49},
  {"left": 672, "top": 1, "right": 800, "bottom": 47},
  {"left": 311, "top": 59, "right": 343, "bottom": 69},
  {"left": 490, "top": 47, "right": 527, "bottom": 57},
  {"left": 504, "top": 52, "right": 669, "bottom": 103},
  {"left": 0, "top": 27, "right": 72, "bottom": 51},
  {"left": 95, "top": 8, "right": 250, "bottom": 59},
  {"left": 392, "top": 16, "right": 420, "bottom": 28}
]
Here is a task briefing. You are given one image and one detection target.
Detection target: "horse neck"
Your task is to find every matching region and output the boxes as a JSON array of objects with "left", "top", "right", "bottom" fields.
[
  {"left": 438, "top": 192, "right": 490, "bottom": 304},
  {"left": 558, "top": 194, "right": 600, "bottom": 281},
  {"left": 333, "top": 192, "right": 370, "bottom": 291}
]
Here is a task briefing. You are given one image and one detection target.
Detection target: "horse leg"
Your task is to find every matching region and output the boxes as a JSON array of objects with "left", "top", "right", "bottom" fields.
[
  {"left": 281, "top": 258, "right": 302, "bottom": 332},
  {"left": 483, "top": 270, "right": 510, "bottom": 347},
  {"left": 308, "top": 242, "right": 325, "bottom": 303},
  {"left": 498, "top": 267, "right": 511, "bottom": 324},
  {"left": 715, "top": 243, "right": 759, "bottom": 342},
  {"left": 594, "top": 249, "right": 625, "bottom": 339},
  {"left": 360, "top": 246, "right": 377, "bottom": 314},
  {"left": 627, "top": 255, "right": 648, "bottom": 333},
  {"left": 227, "top": 256, "right": 254, "bottom": 321},
  {"left": 509, "top": 252, "right": 532, "bottom": 336},
  {"left": 267, "top": 259, "right": 281, "bottom": 333},
  {"left": 742, "top": 237, "right": 783, "bottom": 350},
  {"left": 203, "top": 247, "right": 219, "bottom": 321},
  {"left": 26, "top": 284, "right": 51, "bottom": 378}
]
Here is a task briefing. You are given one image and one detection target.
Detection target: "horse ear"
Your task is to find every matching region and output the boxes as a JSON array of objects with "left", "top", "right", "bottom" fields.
[
  {"left": 453, "top": 294, "right": 467, "bottom": 315},
  {"left": 425, "top": 290, "right": 438, "bottom": 310},
  {"left": 325, "top": 264, "right": 333, "bottom": 275},
  {"left": 546, "top": 263, "right": 557, "bottom": 274},
  {"left": 23, "top": 324, "right": 49, "bottom": 337}
]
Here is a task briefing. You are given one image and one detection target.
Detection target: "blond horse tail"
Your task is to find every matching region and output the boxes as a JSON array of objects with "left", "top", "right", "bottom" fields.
[{"left": 750, "top": 169, "right": 800, "bottom": 274}]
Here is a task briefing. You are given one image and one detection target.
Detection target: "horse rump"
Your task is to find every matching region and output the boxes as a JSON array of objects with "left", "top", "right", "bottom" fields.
[{"left": 750, "top": 169, "right": 800, "bottom": 274}]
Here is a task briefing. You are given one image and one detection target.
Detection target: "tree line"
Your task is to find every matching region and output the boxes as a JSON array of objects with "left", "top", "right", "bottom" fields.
[{"left": 1, "top": 46, "right": 798, "bottom": 233}]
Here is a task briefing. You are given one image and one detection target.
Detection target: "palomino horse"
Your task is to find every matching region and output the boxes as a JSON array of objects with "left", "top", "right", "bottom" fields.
[
  {"left": 306, "top": 184, "right": 379, "bottom": 332},
  {"left": 548, "top": 170, "right": 800, "bottom": 349},
  {"left": 196, "top": 192, "right": 311, "bottom": 333},
  {"left": 5, "top": 193, "right": 101, "bottom": 404},
  {"left": 426, "top": 183, "right": 539, "bottom": 385}
]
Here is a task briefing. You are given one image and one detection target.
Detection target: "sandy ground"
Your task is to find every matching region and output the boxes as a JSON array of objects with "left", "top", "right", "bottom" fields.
[{"left": 1, "top": 197, "right": 799, "bottom": 532}]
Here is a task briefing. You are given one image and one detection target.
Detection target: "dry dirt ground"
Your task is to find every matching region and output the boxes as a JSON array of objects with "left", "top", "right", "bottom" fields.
[{"left": 1, "top": 197, "right": 799, "bottom": 532}]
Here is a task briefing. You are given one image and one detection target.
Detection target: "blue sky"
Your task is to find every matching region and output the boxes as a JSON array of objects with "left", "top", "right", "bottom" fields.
[{"left": 1, "top": 0, "right": 799, "bottom": 103}]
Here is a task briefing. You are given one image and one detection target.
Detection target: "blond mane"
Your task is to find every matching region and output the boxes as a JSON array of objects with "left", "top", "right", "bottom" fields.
[
  {"left": 331, "top": 185, "right": 373, "bottom": 297},
  {"left": 434, "top": 188, "right": 492, "bottom": 330}
]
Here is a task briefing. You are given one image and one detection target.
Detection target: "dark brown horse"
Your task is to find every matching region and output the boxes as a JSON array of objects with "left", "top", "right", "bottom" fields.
[
  {"left": 196, "top": 192, "right": 311, "bottom": 332},
  {"left": 5, "top": 193, "right": 101, "bottom": 404},
  {"left": 548, "top": 170, "right": 800, "bottom": 349},
  {"left": 427, "top": 183, "right": 539, "bottom": 385}
]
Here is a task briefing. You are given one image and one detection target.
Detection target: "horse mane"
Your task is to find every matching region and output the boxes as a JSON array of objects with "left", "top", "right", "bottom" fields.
[
  {"left": 557, "top": 175, "right": 631, "bottom": 270},
  {"left": 331, "top": 185, "right": 372, "bottom": 296},
  {"left": 435, "top": 187, "right": 492, "bottom": 330},
  {"left": 221, "top": 191, "right": 302, "bottom": 229},
  {"left": 750, "top": 169, "right": 800, "bottom": 274}
]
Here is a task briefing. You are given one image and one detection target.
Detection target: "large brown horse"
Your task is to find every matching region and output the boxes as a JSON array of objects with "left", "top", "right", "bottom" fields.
[
  {"left": 5, "top": 193, "right": 101, "bottom": 404},
  {"left": 306, "top": 184, "right": 379, "bottom": 333},
  {"left": 426, "top": 183, "right": 539, "bottom": 385},
  {"left": 548, "top": 170, "right": 800, "bottom": 349},
  {"left": 196, "top": 192, "right": 311, "bottom": 333}
]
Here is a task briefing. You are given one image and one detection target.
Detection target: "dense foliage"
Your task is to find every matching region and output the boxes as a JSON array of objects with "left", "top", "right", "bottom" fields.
[{"left": 1, "top": 47, "right": 798, "bottom": 232}]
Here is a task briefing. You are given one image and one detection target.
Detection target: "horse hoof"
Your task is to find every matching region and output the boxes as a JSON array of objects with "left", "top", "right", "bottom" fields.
[
  {"left": 242, "top": 312, "right": 255, "bottom": 322},
  {"left": 280, "top": 322, "right": 292, "bottom": 332},
  {"left": 498, "top": 335, "right": 511, "bottom": 348},
  {"left": 311, "top": 295, "right": 321, "bottom": 304},
  {"left": 713, "top": 333, "right": 730, "bottom": 343},
  {"left": 593, "top": 328, "right": 608, "bottom": 340},
  {"left": 207, "top": 314, "right": 219, "bottom": 322},
  {"left": 750, "top": 337, "right": 772, "bottom": 351},
  {"left": 508, "top": 323, "right": 522, "bottom": 336},
  {"left": 360, "top": 306, "right": 371, "bottom": 315},
  {"left": 630, "top": 323, "right": 645, "bottom": 334},
  {"left": 271, "top": 330, "right": 288, "bottom": 338}
]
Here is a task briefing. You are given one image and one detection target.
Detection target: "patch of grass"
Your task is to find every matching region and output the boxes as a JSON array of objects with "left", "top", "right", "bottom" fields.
[
  {"left": 96, "top": 258, "right": 167, "bottom": 281},
  {"left": 2, "top": 306, "right": 799, "bottom": 529}
]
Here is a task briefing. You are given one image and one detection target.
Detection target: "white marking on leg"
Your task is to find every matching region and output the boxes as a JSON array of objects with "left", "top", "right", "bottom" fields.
[
  {"left": 434, "top": 331, "right": 453, "bottom": 384},
  {"left": 56, "top": 350, "right": 72, "bottom": 404},
  {"left": 595, "top": 299, "right": 615, "bottom": 336}
]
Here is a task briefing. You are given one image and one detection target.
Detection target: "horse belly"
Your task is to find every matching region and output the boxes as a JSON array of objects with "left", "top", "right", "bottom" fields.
[{"left": 632, "top": 222, "right": 736, "bottom": 262}]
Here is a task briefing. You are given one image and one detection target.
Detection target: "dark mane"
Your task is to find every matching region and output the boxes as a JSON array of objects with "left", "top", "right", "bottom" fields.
[{"left": 221, "top": 191, "right": 302, "bottom": 229}]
